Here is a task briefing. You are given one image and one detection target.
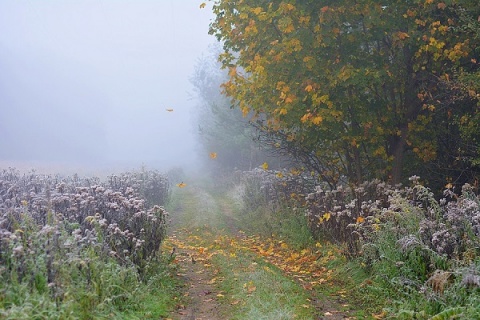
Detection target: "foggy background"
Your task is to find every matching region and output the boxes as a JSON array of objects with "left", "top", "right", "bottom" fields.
[{"left": 0, "top": 0, "right": 216, "bottom": 174}]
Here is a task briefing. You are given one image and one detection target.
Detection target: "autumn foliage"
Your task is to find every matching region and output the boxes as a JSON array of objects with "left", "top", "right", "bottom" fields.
[{"left": 209, "top": 0, "right": 480, "bottom": 188}]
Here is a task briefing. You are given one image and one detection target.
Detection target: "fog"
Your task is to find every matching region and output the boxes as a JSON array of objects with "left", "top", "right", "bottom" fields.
[{"left": 0, "top": 0, "right": 216, "bottom": 174}]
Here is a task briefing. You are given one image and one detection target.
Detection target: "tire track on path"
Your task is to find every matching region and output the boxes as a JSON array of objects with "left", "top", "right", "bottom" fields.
[{"left": 167, "top": 231, "right": 224, "bottom": 320}]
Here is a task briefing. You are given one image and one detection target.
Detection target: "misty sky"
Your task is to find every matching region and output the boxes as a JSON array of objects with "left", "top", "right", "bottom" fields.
[{"left": 0, "top": 0, "right": 216, "bottom": 172}]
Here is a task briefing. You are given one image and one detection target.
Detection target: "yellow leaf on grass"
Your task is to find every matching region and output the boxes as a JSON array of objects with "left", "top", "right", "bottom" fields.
[
  {"left": 397, "top": 31, "right": 409, "bottom": 40},
  {"left": 301, "top": 112, "right": 312, "bottom": 123},
  {"left": 247, "top": 284, "right": 256, "bottom": 293},
  {"left": 284, "top": 23, "right": 295, "bottom": 33},
  {"left": 261, "top": 162, "right": 269, "bottom": 170},
  {"left": 322, "top": 212, "right": 331, "bottom": 221},
  {"left": 252, "top": 7, "right": 263, "bottom": 15},
  {"left": 356, "top": 216, "right": 365, "bottom": 224},
  {"left": 437, "top": 2, "right": 446, "bottom": 9},
  {"left": 372, "top": 311, "right": 387, "bottom": 319},
  {"left": 312, "top": 116, "right": 323, "bottom": 125}
]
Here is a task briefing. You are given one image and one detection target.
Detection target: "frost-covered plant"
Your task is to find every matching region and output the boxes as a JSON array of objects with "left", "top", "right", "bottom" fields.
[
  {"left": 418, "top": 183, "right": 480, "bottom": 260},
  {"left": 304, "top": 179, "right": 400, "bottom": 255},
  {"left": 0, "top": 167, "right": 170, "bottom": 276},
  {"left": 0, "top": 167, "right": 171, "bottom": 317},
  {"left": 305, "top": 177, "right": 480, "bottom": 261},
  {"left": 107, "top": 168, "right": 170, "bottom": 207}
]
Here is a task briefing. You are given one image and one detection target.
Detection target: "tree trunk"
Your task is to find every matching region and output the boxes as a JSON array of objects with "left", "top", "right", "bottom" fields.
[{"left": 390, "top": 126, "right": 408, "bottom": 185}]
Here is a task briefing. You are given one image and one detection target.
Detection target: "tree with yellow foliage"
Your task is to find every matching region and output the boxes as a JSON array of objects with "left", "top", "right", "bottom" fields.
[{"left": 209, "top": 0, "right": 479, "bottom": 188}]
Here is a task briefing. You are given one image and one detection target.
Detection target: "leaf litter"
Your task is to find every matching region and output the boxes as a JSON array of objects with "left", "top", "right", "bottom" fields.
[
  {"left": 164, "top": 226, "right": 363, "bottom": 319},
  {"left": 164, "top": 186, "right": 380, "bottom": 319}
]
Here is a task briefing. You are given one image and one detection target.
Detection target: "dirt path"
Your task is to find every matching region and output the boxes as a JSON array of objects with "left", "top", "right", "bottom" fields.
[
  {"left": 165, "top": 186, "right": 360, "bottom": 319},
  {"left": 168, "top": 231, "right": 224, "bottom": 320}
]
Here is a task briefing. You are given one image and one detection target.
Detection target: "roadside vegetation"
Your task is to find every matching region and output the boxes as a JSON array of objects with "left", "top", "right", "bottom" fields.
[
  {"left": 211, "top": 167, "right": 480, "bottom": 318},
  {"left": 0, "top": 167, "right": 179, "bottom": 319},
  {"left": 188, "top": 1, "right": 480, "bottom": 318}
]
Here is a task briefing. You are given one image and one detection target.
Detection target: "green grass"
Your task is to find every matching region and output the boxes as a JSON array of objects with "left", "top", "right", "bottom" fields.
[
  {"left": 166, "top": 177, "right": 394, "bottom": 319},
  {"left": 238, "top": 205, "right": 314, "bottom": 250},
  {"left": 219, "top": 185, "right": 387, "bottom": 318},
  {"left": 313, "top": 254, "right": 387, "bottom": 318},
  {"left": 169, "top": 224, "right": 317, "bottom": 320},
  {"left": 213, "top": 250, "right": 315, "bottom": 320},
  {"left": 117, "top": 257, "right": 182, "bottom": 319},
  {"left": 167, "top": 183, "right": 317, "bottom": 319},
  {"left": 0, "top": 256, "right": 180, "bottom": 320},
  {"left": 167, "top": 184, "right": 230, "bottom": 231}
]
